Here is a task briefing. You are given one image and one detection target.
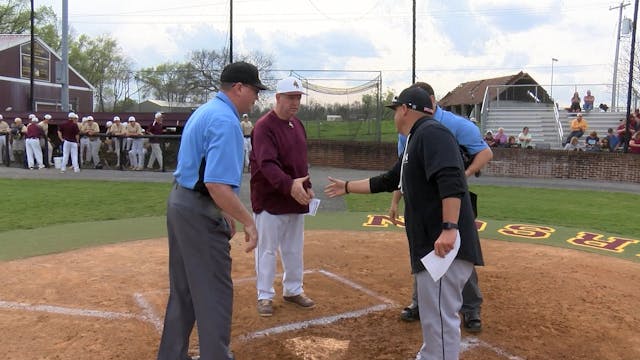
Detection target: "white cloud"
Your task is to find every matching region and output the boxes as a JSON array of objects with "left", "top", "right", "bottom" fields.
[{"left": 36, "top": 0, "right": 634, "bottom": 107}]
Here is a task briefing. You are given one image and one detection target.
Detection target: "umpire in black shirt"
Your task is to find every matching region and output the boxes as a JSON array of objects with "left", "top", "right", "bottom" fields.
[{"left": 325, "top": 86, "right": 483, "bottom": 360}]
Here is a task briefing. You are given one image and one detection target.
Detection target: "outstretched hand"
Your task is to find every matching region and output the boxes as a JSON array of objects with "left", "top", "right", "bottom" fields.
[{"left": 324, "top": 176, "right": 346, "bottom": 198}]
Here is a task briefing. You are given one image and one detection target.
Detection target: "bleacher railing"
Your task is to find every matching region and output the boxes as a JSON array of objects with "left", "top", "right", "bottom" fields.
[{"left": 553, "top": 104, "right": 563, "bottom": 144}]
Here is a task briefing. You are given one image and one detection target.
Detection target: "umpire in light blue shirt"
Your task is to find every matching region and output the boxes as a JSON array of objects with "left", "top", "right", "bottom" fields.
[{"left": 157, "top": 61, "right": 267, "bottom": 360}]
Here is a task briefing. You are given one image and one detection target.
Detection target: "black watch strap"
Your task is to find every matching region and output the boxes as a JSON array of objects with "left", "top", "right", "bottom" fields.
[{"left": 442, "top": 222, "right": 459, "bottom": 230}]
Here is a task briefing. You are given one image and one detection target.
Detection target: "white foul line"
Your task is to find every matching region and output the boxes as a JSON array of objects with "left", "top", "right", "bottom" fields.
[
  {"left": 0, "top": 300, "right": 137, "bottom": 320},
  {"left": 133, "top": 293, "right": 163, "bottom": 333}
]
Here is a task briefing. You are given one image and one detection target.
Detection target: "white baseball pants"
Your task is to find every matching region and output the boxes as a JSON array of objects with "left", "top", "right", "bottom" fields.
[{"left": 254, "top": 211, "right": 305, "bottom": 300}]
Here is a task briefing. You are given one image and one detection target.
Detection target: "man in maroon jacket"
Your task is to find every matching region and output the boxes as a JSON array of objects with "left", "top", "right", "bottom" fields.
[{"left": 250, "top": 77, "right": 315, "bottom": 317}]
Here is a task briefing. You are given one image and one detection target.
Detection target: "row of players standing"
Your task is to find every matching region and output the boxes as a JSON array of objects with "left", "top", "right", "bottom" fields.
[
  {"left": 0, "top": 114, "right": 54, "bottom": 169},
  {"left": 104, "top": 113, "right": 164, "bottom": 170},
  {"left": 9, "top": 111, "right": 166, "bottom": 173},
  {"left": 157, "top": 61, "right": 493, "bottom": 360}
]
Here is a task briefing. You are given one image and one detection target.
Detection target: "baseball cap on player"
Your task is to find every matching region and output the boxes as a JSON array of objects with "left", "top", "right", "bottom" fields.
[
  {"left": 113, "top": 116, "right": 120, "bottom": 122},
  {"left": 86, "top": 116, "right": 94, "bottom": 121},
  {"left": 385, "top": 87, "right": 434, "bottom": 115},
  {"left": 276, "top": 77, "right": 306, "bottom": 95},
  {"left": 220, "top": 61, "right": 268, "bottom": 90},
  {"left": 31, "top": 116, "right": 38, "bottom": 122},
  {"left": 44, "top": 114, "right": 52, "bottom": 120},
  {"left": 106, "top": 121, "right": 113, "bottom": 127},
  {"left": 128, "top": 116, "right": 136, "bottom": 122},
  {"left": 155, "top": 112, "right": 163, "bottom": 119},
  {"left": 68, "top": 112, "right": 78, "bottom": 119}
]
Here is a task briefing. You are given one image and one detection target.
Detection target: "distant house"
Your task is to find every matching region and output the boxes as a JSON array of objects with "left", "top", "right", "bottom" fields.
[
  {"left": 134, "top": 99, "right": 198, "bottom": 113},
  {"left": 0, "top": 34, "right": 94, "bottom": 112},
  {"left": 438, "top": 71, "right": 548, "bottom": 120}
]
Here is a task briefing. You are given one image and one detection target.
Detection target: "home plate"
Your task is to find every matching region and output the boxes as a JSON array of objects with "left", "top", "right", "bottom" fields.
[{"left": 286, "top": 336, "right": 350, "bottom": 360}]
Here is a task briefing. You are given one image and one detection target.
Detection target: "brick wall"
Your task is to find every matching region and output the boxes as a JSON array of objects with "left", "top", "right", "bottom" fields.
[{"left": 307, "top": 140, "right": 640, "bottom": 183}]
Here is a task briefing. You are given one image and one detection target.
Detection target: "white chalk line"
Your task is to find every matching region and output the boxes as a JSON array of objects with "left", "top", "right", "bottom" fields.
[
  {"left": 0, "top": 300, "right": 137, "bottom": 321},
  {"left": 238, "top": 269, "right": 396, "bottom": 341},
  {"left": 239, "top": 304, "right": 393, "bottom": 341},
  {"left": 133, "top": 293, "right": 163, "bottom": 333},
  {"left": 461, "top": 336, "right": 525, "bottom": 359},
  {"left": 315, "top": 269, "right": 396, "bottom": 305},
  {"left": 0, "top": 271, "right": 524, "bottom": 359}
]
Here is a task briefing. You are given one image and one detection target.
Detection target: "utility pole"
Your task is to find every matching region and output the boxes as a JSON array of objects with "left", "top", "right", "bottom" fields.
[
  {"left": 61, "top": 0, "right": 69, "bottom": 111},
  {"left": 611, "top": 1, "right": 630, "bottom": 111},
  {"left": 412, "top": 0, "right": 416, "bottom": 84},
  {"left": 623, "top": 0, "right": 639, "bottom": 153},
  {"left": 29, "top": 0, "right": 35, "bottom": 111},
  {"left": 229, "top": 0, "right": 233, "bottom": 64}
]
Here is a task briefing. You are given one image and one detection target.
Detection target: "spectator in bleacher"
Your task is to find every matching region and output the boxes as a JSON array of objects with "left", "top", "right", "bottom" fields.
[
  {"left": 493, "top": 127, "right": 508, "bottom": 147},
  {"left": 584, "top": 131, "right": 600, "bottom": 152},
  {"left": 564, "top": 113, "right": 588, "bottom": 145},
  {"left": 605, "top": 128, "right": 619, "bottom": 151},
  {"left": 629, "top": 131, "right": 640, "bottom": 154},
  {"left": 517, "top": 126, "right": 533, "bottom": 149},
  {"left": 616, "top": 116, "right": 637, "bottom": 148},
  {"left": 564, "top": 136, "right": 583, "bottom": 151},
  {"left": 583, "top": 90, "right": 595, "bottom": 112},
  {"left": 600, "top": 137, "right": 611, "bottom": 152},
  {"left": 599, "top": 103, "right": 609, "bottom": 112},
  {"left": 570, "top": 92, "right": 581, "bottom": 112},
  {"left": 506, "top": 135, "right": 519, "bottom": 148},
  {"left": 484, "top": 131, "right": 496, "bottom": 147}
]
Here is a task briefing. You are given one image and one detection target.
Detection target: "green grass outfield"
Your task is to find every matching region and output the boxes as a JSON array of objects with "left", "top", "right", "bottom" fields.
[{"left": 1, "top": 179, "right": 639, "bottom": 262}]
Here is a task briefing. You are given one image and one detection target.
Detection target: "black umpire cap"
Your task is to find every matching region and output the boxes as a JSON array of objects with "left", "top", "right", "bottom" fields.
[
  {"left": 385, "top": 87, "right": 434, "bottom": 115},
  {"left": 220, "top": 61, "right": 269, "bottom": 90}
]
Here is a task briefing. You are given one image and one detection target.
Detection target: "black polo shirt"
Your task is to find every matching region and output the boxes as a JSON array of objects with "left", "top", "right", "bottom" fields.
[{"left": 370, "top": 117, "right": 484, "bottom": 274}]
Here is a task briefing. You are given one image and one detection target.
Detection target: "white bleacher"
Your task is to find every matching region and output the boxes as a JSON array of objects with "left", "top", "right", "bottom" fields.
[
  {"left": 483, "top": 102, "right": 560, "bottom": 148},
  {"left": 482, "top": 101, "right": 625, "bottom": 148},
  {"left": 560, "top": 111, "right": 625, "bottom": 140}
]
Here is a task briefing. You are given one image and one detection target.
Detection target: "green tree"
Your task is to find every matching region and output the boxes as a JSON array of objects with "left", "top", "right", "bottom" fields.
[
  {"left": 69, "top": 34, "right": 131, "bottom": 111},
  {"left": 136, "top": 62, "right": 199, "bottom": 104},
  {"left": 188, "top": 48, "right": 275, "bottom": 101},
  {"left": 0, "top": 0, "right": 60, "bottom": 48}
]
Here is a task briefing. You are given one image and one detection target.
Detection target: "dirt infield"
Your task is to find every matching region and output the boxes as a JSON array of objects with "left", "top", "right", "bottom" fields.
[{"left": 1, "top": 230, "right": 639, "bottom": 360}]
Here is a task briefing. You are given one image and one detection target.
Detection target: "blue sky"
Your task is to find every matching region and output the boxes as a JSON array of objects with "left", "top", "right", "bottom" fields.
[{"left": 39, "top": 0, "right": 632, "bottom": 109}]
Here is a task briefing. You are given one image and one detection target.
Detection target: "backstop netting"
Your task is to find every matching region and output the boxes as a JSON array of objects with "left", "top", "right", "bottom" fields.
[{"left": 267, "top": 70, "right": 384, "bottom": 142}]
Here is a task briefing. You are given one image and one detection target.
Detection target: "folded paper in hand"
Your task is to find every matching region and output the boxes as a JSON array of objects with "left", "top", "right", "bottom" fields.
[
  {"left": 306, "top": 198, "right": 320, "bottom": 216},
  {"left": 420, "top": 231, "right": 461, "bottom": 282}
]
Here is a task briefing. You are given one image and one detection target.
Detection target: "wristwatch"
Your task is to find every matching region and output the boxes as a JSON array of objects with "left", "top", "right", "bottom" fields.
[{"left": 442, "top": 222, "right": 459, "bottom": 230}]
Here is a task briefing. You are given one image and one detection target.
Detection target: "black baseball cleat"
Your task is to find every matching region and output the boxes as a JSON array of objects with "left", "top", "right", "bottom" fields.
[
  {"left": 463, "top": 313, "right": 482, "bottom": 333},
  {"left": 400, "top": 304, "right": 420, "bottom": 322}
]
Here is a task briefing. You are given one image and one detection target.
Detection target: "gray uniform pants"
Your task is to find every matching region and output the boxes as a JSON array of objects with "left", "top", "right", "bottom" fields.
[
  {"left": 157, "top": 184, "right": 234, "bottom": 360},
  {"left": 415, "top": 260, "right": 474, "bottom": 360},
  {"left": 411, "top": 266, "right": 483, "bottom": 318}
]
